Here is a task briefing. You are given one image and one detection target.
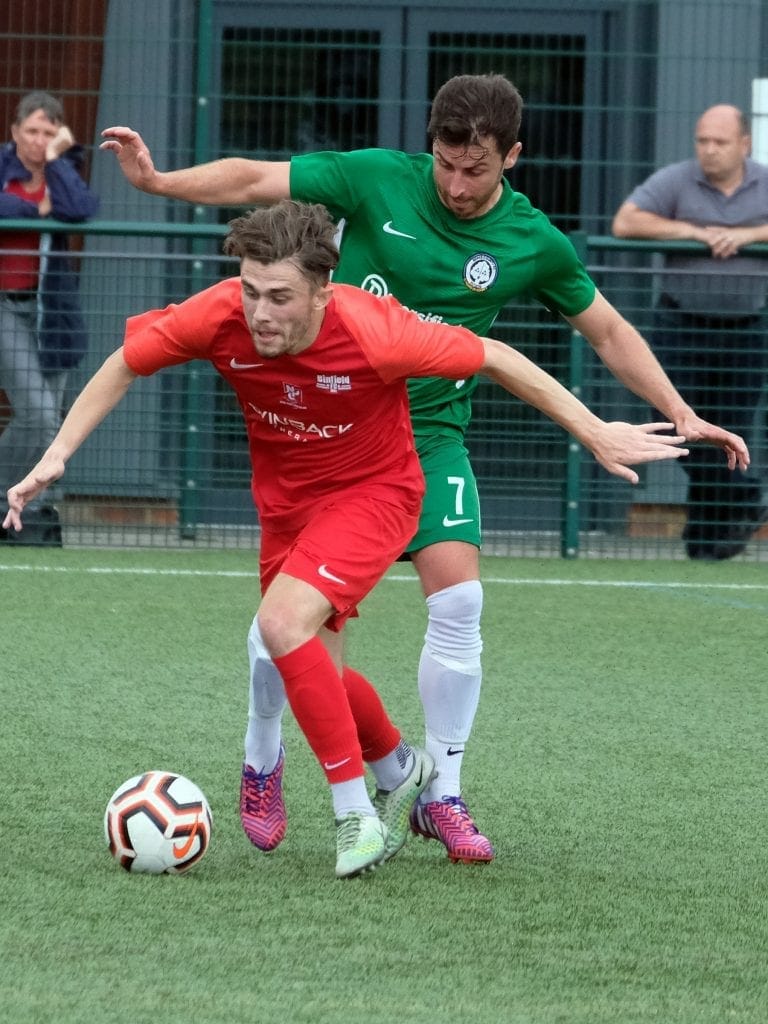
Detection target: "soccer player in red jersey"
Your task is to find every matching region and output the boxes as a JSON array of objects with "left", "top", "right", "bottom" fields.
[
  {"left": 5, "top": 201, "right": 733, "bottom": 878},
  {"left": 102, "top": 77, "right": 748, "bottom": 863}
]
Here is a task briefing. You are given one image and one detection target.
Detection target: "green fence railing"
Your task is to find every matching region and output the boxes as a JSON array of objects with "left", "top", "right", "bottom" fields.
[{"left": 3, "top": 219, "right": 766, "bottom": 557}]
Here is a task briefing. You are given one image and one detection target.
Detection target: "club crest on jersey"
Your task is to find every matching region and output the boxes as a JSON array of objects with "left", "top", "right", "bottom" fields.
[
  {"left": 316, "top": 373, "right": 351, "bottom": 394},
  {"left": 463, "top": 252, "right": 498, "bottom": 292},
  {"left": 281, "top": 382, "right": 306, "bottom": 408}
]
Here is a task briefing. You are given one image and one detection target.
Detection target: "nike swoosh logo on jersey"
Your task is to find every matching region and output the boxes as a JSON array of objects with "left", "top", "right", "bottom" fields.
[
  {"left": 230, "top": 357, "right": 264, "bottom": 369},
  {"left": 442, "top": 516, "right": 473, "bottom": 527},
  {"left": 318, "top": 564, "right": 347, "bottom": 585},
  {"left": 382, "top": 221, "right": 417, "bottom": 240}
]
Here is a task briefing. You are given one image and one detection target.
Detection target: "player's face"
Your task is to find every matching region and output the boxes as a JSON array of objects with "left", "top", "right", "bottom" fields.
[
  {"left": 432, "top": 136, "right": 522, "bottom": 219},
  {"left": 12, "top": 108, "right": 60, "bottom": 174},
  {"left": 694, "top": 109, "right": 750, "bottom": 185},
  {"left": 240, "top": 257, "right": 331, "bottom": 358}
]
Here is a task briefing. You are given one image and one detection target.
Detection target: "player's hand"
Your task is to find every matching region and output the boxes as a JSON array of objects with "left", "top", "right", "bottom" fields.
[
  {"left": 99, "top": 126, "right": 158, "bottom": 191},
  {"left": 671, "top": 412, "right": 749, "bottom": 472},
  {"left": 590, "top": 421, "right": 688, "bottom": 485},
  {"left": 3, "top": 455, "right": 66, "bottom": 532}
]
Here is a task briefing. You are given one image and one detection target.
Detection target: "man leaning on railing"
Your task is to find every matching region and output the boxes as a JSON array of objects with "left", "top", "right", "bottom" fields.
[{"left": 613, "top": 103, "right": 768, "bottom": 561}]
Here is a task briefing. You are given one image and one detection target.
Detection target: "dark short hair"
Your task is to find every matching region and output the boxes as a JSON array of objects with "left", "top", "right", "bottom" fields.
[
  {"left": 428, "top": 74, "right": 523, "bottom": 156},
  {"left": 15, "top": 91, "right": 64, "bottom": 125},
  {"left": 224, "top": 200, "right": 339, "bottom": 290}
]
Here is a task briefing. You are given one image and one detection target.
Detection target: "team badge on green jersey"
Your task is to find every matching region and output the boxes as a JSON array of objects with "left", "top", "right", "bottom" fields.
[{"left": 463, "top": 252, "right": 498, "bottom": 292}]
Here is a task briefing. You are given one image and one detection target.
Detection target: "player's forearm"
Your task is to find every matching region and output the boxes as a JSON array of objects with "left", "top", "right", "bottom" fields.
[
  {"left": 47, "top": 349, "right": 138, "bottom": 463},
  {"left": 569, "top": 293, "right": 695, "bottom": 425},
  {"left": 4, "top": 349, "right": 139, "bottom": 526},
  {"left": 479, "top": 338, "right": 604, "bottom": 448},
  {"left": 588, "top": 325, "right": 693, "bottom": 424},
  {"left": 154, "top": 159, "right": 273, "bottom": 205}
]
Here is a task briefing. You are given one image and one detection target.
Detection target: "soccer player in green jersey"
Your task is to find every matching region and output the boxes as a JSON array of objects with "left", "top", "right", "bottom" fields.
[{"left": 102, "top": 75, "right": 743, "bottom": 863}]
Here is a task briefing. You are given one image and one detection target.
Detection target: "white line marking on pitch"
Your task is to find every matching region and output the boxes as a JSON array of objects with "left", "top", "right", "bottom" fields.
[{"left": 2, "top": 562, "right": 768, "bottom": 592}]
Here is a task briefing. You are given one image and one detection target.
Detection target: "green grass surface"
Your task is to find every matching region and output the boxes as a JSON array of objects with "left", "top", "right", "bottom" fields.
[{"left": 2, "top": 548, "right": 768, "bottom": 1023}]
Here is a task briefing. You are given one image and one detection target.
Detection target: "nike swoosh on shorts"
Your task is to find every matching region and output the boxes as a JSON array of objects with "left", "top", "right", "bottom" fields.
[
  {"left": 318, "top": 564, "right": 347, "bottom": 585},
  {"left": 442, "top": 516, "right": 473, "bottom": 527}
]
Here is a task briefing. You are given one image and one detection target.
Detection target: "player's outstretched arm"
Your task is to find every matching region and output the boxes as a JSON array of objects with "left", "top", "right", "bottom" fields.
[
  {"left": 567, "top": 292, "right": 750, "bottom": 472},
  {"left": 478, "top": 337, "right": 688, "bottom": 485},
  {"left": 99, "top": 127, "right": 292, "bottom": 205},
  {"left": 3, "top": 350, "right": 137, "bottom": 532}
]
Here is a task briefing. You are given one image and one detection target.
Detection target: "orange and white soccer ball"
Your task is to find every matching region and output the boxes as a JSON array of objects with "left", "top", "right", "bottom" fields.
[{"left": 104, "top": 770, "right": 212, "bottom": 874}]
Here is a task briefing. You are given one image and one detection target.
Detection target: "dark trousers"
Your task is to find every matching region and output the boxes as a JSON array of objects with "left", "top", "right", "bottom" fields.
[{"left": 652, "top": 298, "right": 767, "bottom": 541}]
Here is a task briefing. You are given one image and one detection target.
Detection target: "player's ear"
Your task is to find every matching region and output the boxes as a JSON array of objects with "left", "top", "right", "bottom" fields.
[
  {"left": 502, "top": 141, "right": 523, "bottom": 171},
  {"left": 312, "top": 283, "right": 333, "bottom": 311}
]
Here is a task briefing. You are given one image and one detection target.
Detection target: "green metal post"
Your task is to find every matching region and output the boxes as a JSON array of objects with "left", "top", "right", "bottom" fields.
[
  {"left": 562, "top": 230, "right": 588, "bottom": 558},
  {"left": 179, "top": 0, "right": 215, "bottom": 540}
]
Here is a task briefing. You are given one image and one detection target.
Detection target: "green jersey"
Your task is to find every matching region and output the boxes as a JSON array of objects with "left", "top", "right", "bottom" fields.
[{"left": 290, "top": 148, "right": 595, "bottom": 440}]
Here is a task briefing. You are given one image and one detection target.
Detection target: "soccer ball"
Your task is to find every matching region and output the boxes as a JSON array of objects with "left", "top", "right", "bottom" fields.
[{"left": 104, "top": 770, "right": 213, "bottom": 874}]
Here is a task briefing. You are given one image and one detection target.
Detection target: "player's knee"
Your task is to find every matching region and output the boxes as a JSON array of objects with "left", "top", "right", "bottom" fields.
[
  {"left": 255, "top": 608, "right": 313, "bottom": 658},
  {"left": 253, "top": 610, "right": 286, "bottom": 658},
  {"left": 247, "top": 616, "right": 271, "bottom": 660},
  {"left": 424, "top": 580, "right": 483, "bottom": 667}
]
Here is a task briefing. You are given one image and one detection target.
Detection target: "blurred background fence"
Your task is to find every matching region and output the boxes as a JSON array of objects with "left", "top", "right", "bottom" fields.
[{"left": 1, "top": 0, "right": 767, "bottom": 560}]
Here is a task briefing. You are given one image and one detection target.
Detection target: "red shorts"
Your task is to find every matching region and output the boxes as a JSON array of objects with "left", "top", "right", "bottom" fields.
[{"left": 259, "top": 490, "right": 420, "bottom": 632}]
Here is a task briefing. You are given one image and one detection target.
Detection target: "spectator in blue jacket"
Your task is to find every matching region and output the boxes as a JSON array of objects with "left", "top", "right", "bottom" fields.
[{"left": 0, "top": 90, "right": 99, "bottom": 545}]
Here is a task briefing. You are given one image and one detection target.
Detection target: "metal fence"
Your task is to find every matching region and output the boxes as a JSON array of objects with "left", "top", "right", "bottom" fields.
[
  {"left": 1, "top": 221, "right": 765, "bottom": 561},
  {"left": 1, "top": 0, "right": 767, "bottom": 559}
]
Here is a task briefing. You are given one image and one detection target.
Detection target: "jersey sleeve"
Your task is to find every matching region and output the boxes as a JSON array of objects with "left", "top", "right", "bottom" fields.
[
  {"left": 123, "top": 279, "right": 242, "bottom": 375},
  {"left": 290, "top": 150, "right": 395, "bottom": 222},
  {"left": 332, "top": 285, "right": 485, "bottom": 382},
  {"left": 526, "top": 223, "right": 596, "bottom": 318}
]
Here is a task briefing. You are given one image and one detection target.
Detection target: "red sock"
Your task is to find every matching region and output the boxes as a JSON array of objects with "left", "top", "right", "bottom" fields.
[
  {"left": 342, "top": 666, "right": 401, "bottom": 762},
  {"left": 273, "top": 637, "right": 364, "bottom": 783}
]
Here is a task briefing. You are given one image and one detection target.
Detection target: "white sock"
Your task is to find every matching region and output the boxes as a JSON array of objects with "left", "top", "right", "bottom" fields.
[
  {"left": 244, "top": 616, "right": 287, "bottom": 772},
  {"left": 331, "top": 777, "right": 376, "bottom": 819},
  {"left": 367, "top": 740, "right": 413, "bottom": 791},
  {"left": 417, "top": 581, "right": 483, "bottom": 802}
]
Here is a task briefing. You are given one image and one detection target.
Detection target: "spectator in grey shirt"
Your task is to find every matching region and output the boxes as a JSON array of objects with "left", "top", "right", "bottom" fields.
[{"left": 613, "top": 104, "right": 768, "bottom": 560}]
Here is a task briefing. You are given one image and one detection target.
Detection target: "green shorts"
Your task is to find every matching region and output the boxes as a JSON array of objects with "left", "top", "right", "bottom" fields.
[{"left": 405, "top": 435, "right": 482, "bottom": 553}]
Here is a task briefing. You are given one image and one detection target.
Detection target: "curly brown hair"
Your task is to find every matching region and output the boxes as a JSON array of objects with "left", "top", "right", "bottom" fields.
[{"left": 224, "top": 200, "right": 339, "bottom": 290}]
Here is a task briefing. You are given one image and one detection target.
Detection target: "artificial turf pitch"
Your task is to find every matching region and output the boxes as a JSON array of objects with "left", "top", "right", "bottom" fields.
[{"left": 2, "top": 547, "right": 767, "bottom": 1023}]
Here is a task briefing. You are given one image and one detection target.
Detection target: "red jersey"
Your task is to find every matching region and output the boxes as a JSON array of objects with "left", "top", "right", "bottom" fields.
[{"left": 123, "top": 280, "right": 485, "bottom": 531}]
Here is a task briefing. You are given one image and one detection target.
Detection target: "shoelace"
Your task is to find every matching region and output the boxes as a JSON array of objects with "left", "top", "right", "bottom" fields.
[
  {"left": 444, "top": 797, "right": 480, "bottom": 834},
  {"left": 336, "top": 814, "right": 363, "bottom": 849},
  {"left": 243, "top": 768, "right": 274, "bottom": 810}
]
